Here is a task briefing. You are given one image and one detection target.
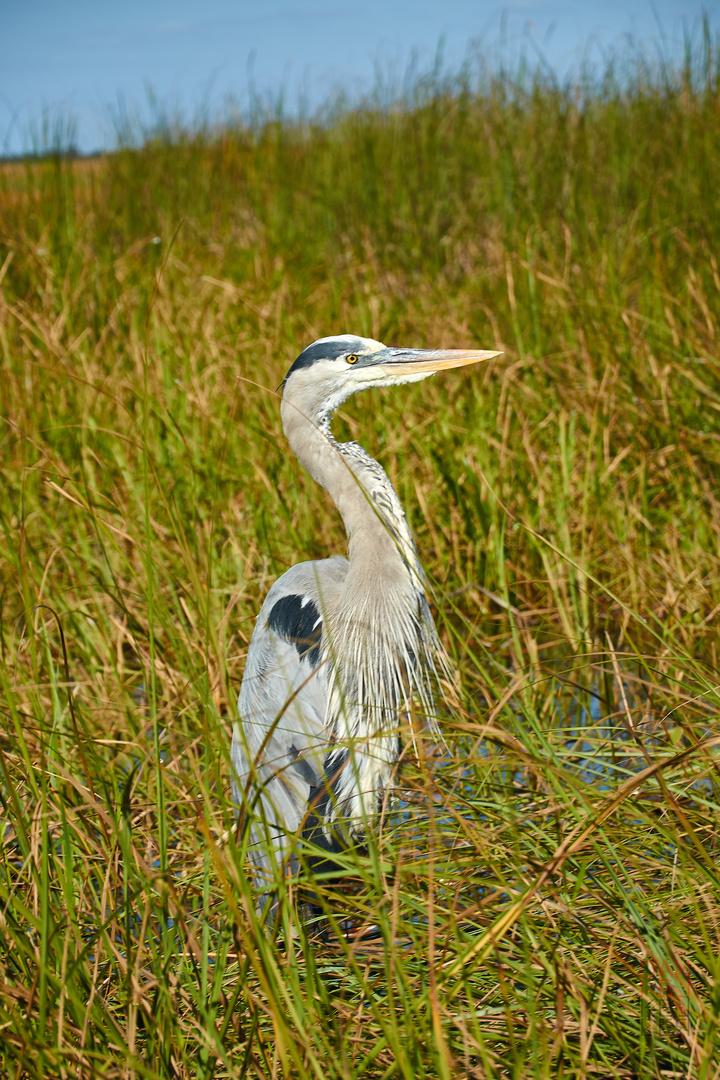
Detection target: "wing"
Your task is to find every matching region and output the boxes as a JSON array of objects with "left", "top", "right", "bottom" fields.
[{"left": 231, "top": 558, "right": 347, "bottom": 876}]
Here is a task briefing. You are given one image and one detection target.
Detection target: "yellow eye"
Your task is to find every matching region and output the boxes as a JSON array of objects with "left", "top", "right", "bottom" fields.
[{"left": 346, "top": 354, "right": 358, "bottom": 364}]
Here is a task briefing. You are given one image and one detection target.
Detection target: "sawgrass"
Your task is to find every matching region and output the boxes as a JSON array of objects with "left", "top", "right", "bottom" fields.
[{"left": 1, "top": 34, "right": 720, "bottom": 1078}]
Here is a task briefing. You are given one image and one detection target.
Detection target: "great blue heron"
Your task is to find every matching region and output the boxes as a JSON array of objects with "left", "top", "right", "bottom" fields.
[{"left": 231, "top": 334, "right": 500, "bottom": 921}]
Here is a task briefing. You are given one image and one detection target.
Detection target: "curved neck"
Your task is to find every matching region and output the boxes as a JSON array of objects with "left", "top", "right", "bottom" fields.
[{"left": 280, "top": 394, "right": 418, "bottom": 583}]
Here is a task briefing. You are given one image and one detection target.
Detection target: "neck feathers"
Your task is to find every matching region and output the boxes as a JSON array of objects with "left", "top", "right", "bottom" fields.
[{"left": 281, "top": 387, "right": 423, "bottom": 589}]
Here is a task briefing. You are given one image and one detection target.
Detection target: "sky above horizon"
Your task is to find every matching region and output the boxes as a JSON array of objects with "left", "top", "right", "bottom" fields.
[{"left": 2, "top": 1, "right": 717, "bottom": 155}]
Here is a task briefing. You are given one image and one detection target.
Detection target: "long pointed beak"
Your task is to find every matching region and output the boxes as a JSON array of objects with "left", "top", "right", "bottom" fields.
[{"left": 374, "top": 347, "right": 502, "bottom": 374}]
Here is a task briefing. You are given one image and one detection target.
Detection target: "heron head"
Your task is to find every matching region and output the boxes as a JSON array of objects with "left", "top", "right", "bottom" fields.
[{"left": 281, "top": 334, "right": 502, "bottom": 420}]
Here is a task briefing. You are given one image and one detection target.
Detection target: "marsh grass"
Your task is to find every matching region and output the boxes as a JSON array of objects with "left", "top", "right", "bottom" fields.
[{"left": 1, "top": 36, "right": 720, "bottom": 1078}]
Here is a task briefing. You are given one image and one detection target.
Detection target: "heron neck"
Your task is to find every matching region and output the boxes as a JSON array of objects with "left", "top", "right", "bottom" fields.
[{"left": 281, "top": 397, "right": 417, "bottom": 583}]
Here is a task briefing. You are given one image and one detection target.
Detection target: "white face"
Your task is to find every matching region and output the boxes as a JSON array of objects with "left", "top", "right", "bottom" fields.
[
  {"left": 282, "top": 335, "right": 433, "bottom": 417},
  {"left": 281, "top": 334, "right": 502, "bottom": 419}
]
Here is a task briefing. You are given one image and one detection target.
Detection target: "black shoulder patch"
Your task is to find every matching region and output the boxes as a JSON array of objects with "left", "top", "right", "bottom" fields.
[{"left": 267, "top": 593, "right": 322, "bottom": 668}]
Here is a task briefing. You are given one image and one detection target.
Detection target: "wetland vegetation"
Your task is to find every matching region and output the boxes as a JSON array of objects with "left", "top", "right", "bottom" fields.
[{"left": 1, "top": 33, "right": 719, "bottom": 1078}]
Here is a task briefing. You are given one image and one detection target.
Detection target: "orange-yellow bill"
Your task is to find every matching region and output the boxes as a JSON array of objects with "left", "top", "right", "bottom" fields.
[{"left": 375, "top": 347, "right": 502, "bottom": 374}]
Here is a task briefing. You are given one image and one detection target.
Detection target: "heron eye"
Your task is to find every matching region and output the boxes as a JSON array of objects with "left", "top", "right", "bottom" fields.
[{"left": 346, "top": 354, "right": 358, "bottom": 364}]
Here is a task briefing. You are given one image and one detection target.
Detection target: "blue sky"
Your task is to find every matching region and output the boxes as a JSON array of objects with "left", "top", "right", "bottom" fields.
[{"left": 1, "top": 1, "right": 717, "bottom": 155}]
